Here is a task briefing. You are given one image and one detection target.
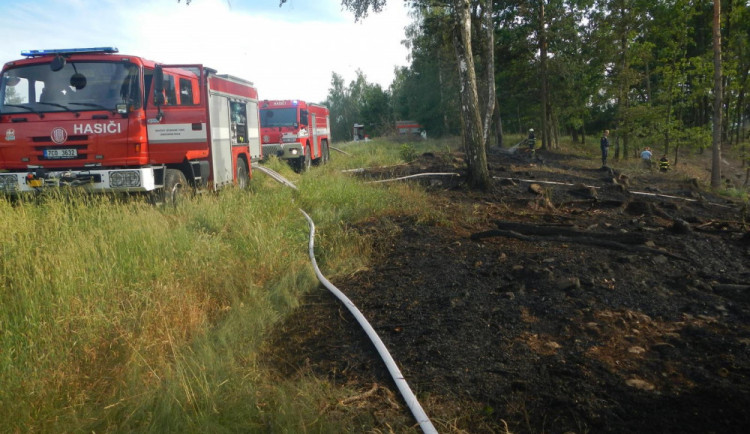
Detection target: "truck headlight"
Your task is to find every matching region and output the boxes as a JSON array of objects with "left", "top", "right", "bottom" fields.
[
  {"left": 0, "top": 174, "right": 18, "bottom": 191},
  {"left": 110, "top": 170, "right": 141, "bottom": 188}
]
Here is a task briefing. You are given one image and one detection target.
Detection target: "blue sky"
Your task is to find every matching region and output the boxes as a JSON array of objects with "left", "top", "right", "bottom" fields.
[{"left": 0, "top": 0, "right": 411, "bottom": 102}]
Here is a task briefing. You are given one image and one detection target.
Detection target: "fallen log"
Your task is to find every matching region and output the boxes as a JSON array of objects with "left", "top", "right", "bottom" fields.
[
  {"left": 713, "top": 283, "right": 750, "bottom": 292},
  {"left": 471, "top": 228, "right": 688, "bottom": 262},
  {"left": 490, "top": 220, "right": 648, "bottom": 245},
  {"left": 694, "top": 220, "right": 749, "bottom": 233}
]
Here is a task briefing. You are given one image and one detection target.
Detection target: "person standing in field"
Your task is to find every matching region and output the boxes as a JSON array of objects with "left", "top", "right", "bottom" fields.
[
  {"left": 600, "top": 130, "right": 610, "bottom": 168},
  {"left": 640, "top": 147, "right": 653, "bottom": 169}
]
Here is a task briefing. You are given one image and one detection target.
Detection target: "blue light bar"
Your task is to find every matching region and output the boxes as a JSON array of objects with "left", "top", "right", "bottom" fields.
[{"left": 20, "top": 47, "right": 119, "bottom": 57}]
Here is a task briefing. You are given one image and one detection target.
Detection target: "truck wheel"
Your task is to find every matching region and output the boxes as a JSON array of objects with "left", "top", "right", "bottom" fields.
[
  {"left": 236, "top": 158, "right": 249, "bottom": 189},
  {"left": 161, "top": 168, "right": 188, "bottom": 206},
  {"left": 297, "top": 147, "right": 312, "bottom": 172},
  {"left": 322, "top": 140, "right": 330, "bottom": 165}
]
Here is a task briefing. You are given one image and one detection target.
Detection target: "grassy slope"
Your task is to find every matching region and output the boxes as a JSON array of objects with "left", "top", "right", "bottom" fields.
[{"left": 0, "top": 139, "right": 442, "bottom": 433}]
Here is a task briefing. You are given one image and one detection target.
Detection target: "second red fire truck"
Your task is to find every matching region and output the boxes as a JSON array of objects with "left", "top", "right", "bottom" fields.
[
  {"left": 260, "top": 100, "right": 330, "bottom": 172},
  {"left": 0, "top": 47, "right": 261, "bottom": 202}
]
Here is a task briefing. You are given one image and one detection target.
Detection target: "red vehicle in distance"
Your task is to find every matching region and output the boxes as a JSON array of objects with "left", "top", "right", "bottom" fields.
[{"left": 260, "top": 99, "right": 330, "bottom": 172}]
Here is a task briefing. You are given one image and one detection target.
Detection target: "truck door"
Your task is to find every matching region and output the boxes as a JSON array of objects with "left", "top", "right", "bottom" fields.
[
  {"left": 246, "top": 100, "right": 261, "bottom": 162},
  {"left": 311, "top": 113, "right": 318, "bottom": 158},
  {"left": 145, "top": 65, "right": 208, "bottom": 170},
  {"left": 208, "top": 92, "right": 233, "bottom": 189}
]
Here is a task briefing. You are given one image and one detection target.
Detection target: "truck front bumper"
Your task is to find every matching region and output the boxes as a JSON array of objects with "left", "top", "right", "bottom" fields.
[
  {"left": 261, "top": 143, "right": 304, "bottom": 161},
  {"left": 0, "top": 166, "right": 164, "bottom": 195}
]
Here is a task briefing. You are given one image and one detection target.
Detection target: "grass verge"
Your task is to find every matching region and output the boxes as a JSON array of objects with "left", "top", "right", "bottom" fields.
[{"left": 0, "top": 138, "right": 449, "bottom": 432}]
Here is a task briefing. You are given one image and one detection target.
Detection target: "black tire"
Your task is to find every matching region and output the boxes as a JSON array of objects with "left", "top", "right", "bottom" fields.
[
  {"left": 322, "top": 140, "right": 330, "bottom": 165},
  {"left": 236, "top": 158, "right": 249, "bottom": 189},
  {"left": 297, "top": 146, "right": 312, "bottom": 172},
  {"left": 312, "top": 143, "right": 322, "bottom": 166},
  {"left": 161, "top": 168, "right": 187, "bottom": 206}
]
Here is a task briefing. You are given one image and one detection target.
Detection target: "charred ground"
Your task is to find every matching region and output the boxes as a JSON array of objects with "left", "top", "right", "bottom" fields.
[{"left": 263, "top": 146, "right": 750, "bottom": 433}]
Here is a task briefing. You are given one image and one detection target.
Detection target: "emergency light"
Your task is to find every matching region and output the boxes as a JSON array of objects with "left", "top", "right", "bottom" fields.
[{"left": 21, "top": 47, "right": 119, "bottom": 57}]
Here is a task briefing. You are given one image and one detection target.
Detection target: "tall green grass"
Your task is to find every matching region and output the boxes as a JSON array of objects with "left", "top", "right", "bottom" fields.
[{"left": 0, "top": 139, "right": 445, "bottom": 432}]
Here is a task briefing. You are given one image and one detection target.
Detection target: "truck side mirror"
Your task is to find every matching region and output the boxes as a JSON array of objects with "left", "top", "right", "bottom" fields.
[
  {"left": 70, "top": 73, "right": 87, "bottom": 90},
  {"left": 153, "top": 66, "right": 165, "bottom": 121},
  {"left": 153, "top": 66, "right": 164, "bottom": 106},
  {"left": 50, "top": 55, "right": 66, "bottom": 72}
]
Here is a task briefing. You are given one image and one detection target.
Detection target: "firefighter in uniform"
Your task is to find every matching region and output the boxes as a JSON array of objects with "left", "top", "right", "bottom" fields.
[
  {"left": 659, "top": 155, "right": 671, "bottom": 172},
  {"left": 527, "top": 128, "right": 536, "bottom": 159}
]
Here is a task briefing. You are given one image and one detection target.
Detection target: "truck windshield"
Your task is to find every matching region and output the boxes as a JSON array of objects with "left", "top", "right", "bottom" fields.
[
  {"left": 0, "top": 61, "right": 140, "bottom": 114},
  {"left": 260, "top": 108, "right": 297, "bottom": 127}
]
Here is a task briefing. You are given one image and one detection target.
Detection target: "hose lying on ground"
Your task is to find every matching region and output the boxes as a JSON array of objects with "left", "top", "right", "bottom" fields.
[
  {"left": 367, "top": 172, "right": 460, "bottom": 184},
  {"left": 300, "top": 210, "right": 437, "bottom": 434},
  {"left": 495, "top": 176, "right": 735, "bottom": 208},
  {"left": 255, "top": 165, "right": 437, "bottom": 433},
  {"left": 251, "top": 164, "right": 298, "bottom": 190}
]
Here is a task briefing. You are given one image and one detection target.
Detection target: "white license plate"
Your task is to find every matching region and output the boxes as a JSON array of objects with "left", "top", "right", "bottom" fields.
[{"left": 44, "top": 148, "right": 77, "bottom": 159}]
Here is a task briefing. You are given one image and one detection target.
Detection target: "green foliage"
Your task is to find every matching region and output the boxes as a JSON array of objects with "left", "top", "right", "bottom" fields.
[
  {"left": 719, "top": 187, "right": 749, "bottom": 201},
  {"left": 325, "top": 70, "right": 393, "bottom": 142},
  {"left": 400, "top": 143, "right": 418, "bottom": 162},
  {"left": 323, "top": 0, "right": 750, "bottom": 159}
]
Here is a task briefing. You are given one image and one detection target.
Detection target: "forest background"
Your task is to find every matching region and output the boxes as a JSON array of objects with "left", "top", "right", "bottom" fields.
[{"left": 322, "top": 0, "right": 749, "bottom": 172}]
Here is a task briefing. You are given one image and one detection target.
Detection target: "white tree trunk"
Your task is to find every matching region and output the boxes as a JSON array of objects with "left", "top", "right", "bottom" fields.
[
  {"left": 711, "top": 0, "right": 722, "bottom": 189},
  {"left": 452, "top": 0, "right": 490, "bottom": 189}
]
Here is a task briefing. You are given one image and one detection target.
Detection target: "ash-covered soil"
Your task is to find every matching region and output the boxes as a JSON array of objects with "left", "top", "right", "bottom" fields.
[{"left": 263, "top": 147, "right": 750, "bottom": 433}]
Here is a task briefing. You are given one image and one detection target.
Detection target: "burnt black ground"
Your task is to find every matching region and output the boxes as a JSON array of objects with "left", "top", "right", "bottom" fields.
[{"left": 263, "top": 147, "right": 750, "bottom": 433}]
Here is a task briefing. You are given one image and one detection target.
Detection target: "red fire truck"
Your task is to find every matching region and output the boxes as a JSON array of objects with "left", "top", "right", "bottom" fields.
[
  {"left": 260, "top": 100, "right": 330, "bottom": 172},
  {"left": 0, "top": 47, "right": 261, "bottom": 201}
]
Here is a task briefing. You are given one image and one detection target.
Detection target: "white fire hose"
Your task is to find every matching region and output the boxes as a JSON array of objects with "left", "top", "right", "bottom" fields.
[
  {"left": 301, "top": 210, "right": 437, "bottom": 434},
  {"left": 255, "top": 165, "right": 437, "bottom": 433}
]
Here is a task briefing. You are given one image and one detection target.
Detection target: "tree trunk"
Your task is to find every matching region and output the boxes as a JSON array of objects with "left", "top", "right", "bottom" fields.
[
  {"left": 711, "top": 0, "right": 722, "bottom": 189},
  {"left": 552, "top": 110, "right": 559, "bottom": 149},
  {"left": 494, "top": 95, "right": 504, "bottom": 148},
  {"left": 665, "top": 61, "right": 676, "bottom": 155},
  {"left": 614, "top": 135, "right": 620, "bottom": 161},
  {"left": 539, "top": 0, "right": 550, "bottom": 150},
  {"left": 452, "top": 0, "right": 490, "bottom": 190},
  {"left": 734, "top": 64, "right": 747, "bottom": 158},
  {"left": 645, "top": 61, "right": 652, "bottom": 104},
  {"left": 438, "top": 60, "right": 450, "bottom": 135},
  {"left": 480, "top": 0, "right": 496, "bottom": 148},
  {"left": 581, "top": 124, "right": 586, "bottom": 144},
  {"left": 721, "top": 0, "right": 732, "bottom": 147},
  {"left": 517, "top": 106, "right": 522, "bottom": 135}
]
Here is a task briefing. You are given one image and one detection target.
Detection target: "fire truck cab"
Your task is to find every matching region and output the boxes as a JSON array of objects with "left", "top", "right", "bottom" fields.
[
  {"left": 260, "top": 99, "right": 330, "bottom": 172},
  {"left": 0, "top": 47, "right": 260, "bottom": 201}
]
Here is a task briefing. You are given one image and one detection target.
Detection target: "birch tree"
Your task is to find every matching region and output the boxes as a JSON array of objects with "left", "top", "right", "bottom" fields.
[
  {"left": 337, "top": 0, "right": 494, "bottom": 189},
  {"left": 711, "top": 0, "right": 722, "bottom": 189}
]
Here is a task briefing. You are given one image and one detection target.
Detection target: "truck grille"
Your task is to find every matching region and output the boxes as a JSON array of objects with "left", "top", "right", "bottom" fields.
[{"left": 32, "top": 135, "right": 88, "bottom": 143}]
